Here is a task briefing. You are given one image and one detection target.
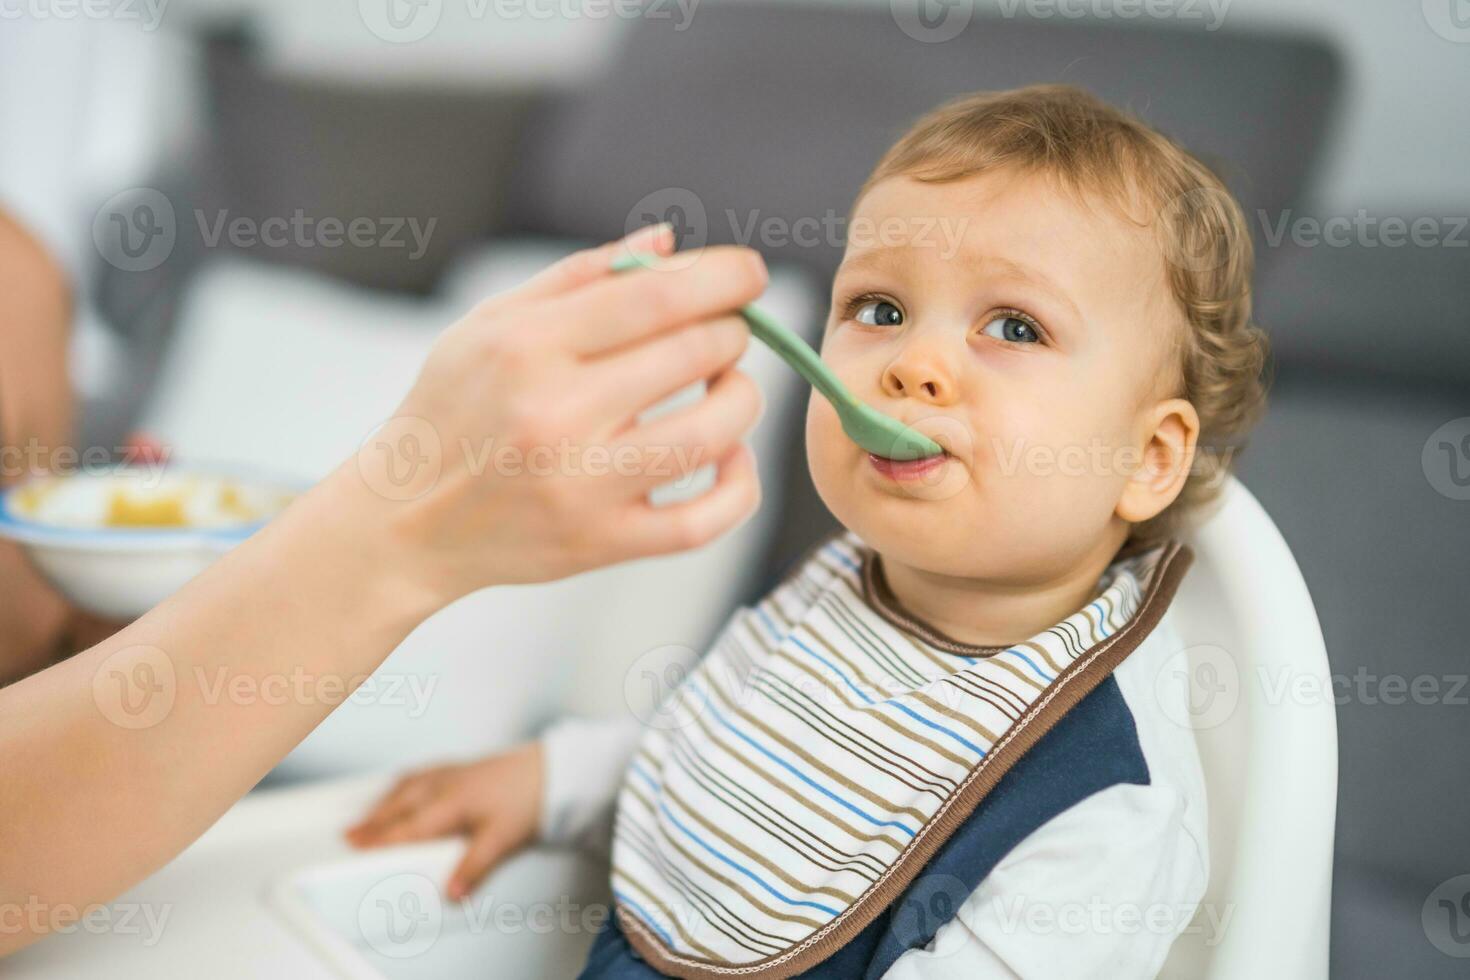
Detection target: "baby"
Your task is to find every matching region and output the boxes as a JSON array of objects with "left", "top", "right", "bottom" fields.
[{"left": 348, "top": 85, "right": 1266, "bottom": 978}]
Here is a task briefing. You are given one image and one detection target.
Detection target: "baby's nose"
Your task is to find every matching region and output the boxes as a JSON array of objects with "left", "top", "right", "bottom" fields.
[{"left": 881, "top": 348, "right": 958, "bottom": 405}]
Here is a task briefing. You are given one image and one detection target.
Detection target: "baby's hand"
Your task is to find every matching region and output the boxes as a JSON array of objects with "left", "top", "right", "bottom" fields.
[{"left": 345, "top": 742, "right": 543, "bottom": 900}]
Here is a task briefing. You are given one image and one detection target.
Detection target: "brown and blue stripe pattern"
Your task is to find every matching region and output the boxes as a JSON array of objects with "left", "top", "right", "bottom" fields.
[{"left": 610, "top": 532, "right": 1161, "bottom": 967}]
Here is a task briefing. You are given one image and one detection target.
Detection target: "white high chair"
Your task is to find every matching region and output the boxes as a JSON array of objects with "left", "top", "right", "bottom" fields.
[{"left": 1160, "top": 477, "right": 1337, "bottom": 979}]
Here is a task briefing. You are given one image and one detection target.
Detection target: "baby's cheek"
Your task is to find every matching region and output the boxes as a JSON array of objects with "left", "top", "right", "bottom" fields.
[
  {"left": 970, "top": 400, "right": 1038, "bottom": 476},
  {"left": 1026, "top": 415, "right": 1137, "bottom": 525},
  {"left": 979, "top": 406, "right": 1109, "bottom": 502},
  {"left": 804, "top": 393, "right": 848, "bottom": 496}
]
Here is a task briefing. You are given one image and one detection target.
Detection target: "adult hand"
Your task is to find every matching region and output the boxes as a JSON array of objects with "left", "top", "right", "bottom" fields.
[
  {"left": 351, "top": 223, "right": 769, "bottom": 603},
  {"left": 0, "top": 225, "right": 770, "bottom": 954}
]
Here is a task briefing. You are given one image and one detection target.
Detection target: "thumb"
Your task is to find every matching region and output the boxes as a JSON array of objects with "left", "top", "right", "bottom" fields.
[{"left": 447, "top": 825, "right": 522, "bottom": 901}]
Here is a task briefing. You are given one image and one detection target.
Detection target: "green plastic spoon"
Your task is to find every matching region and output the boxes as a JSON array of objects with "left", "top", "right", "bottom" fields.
[{"left": 611, "top": 252, "right": 943, "bottom": 461}]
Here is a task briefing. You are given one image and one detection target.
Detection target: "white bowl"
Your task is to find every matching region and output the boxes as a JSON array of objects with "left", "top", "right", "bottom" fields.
[{"left": 0, "top": 466, "right": 299, "bottom": 619}]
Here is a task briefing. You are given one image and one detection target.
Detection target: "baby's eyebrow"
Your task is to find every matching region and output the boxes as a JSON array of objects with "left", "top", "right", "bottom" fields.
[
  {"left": 965, "top": 255, "right": 1083, "bottom": 321},
  {"left": 839, "top": 248, "right": 1083, "bottom": 323},
  {"left": 970, "top": 254, "right": 1059, "bottom": 293},
  {"left": 836, "top": 248, "right": 904, "bottom": 277}
]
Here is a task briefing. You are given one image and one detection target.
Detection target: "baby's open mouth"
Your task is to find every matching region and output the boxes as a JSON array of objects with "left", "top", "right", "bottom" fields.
[{"left": 867, "top": 449, "right": 950, "bottom": 481}]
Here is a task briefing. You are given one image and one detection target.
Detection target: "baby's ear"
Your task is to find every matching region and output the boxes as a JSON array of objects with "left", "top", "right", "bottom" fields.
[{"left": 1115, "top": 398, "right": 1200, "bottom": 524}]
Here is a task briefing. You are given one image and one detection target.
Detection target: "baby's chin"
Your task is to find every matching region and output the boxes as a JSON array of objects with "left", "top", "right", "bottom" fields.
[
  {"left": 826, "top": 489, "right": 987, "bottom": 573},
  {"left": 842, "top": 485, "right": 1136, "bottom": 589},
  {"left": 849, "top": 506, "right": 1093, "bottom": 589},
  {"left": 846, "top": 516, "right": 991, "bottom": 582}
]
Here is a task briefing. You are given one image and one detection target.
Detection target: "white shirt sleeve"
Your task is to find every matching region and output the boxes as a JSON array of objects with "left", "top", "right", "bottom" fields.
[
  {"left": 537, "top": 715, "right": 644, "bottom": 854},
  {"left": 883, "top": 782, "right": 1210, "bottom": 980}
]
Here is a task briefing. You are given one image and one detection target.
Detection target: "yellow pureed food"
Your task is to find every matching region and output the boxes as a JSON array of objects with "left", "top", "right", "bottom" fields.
[
  {"left": 104, "top": 492, "right": 188, "bottom": 527},
  {"left": 13, "top": 473, "right": 292, "bottom": 531}
]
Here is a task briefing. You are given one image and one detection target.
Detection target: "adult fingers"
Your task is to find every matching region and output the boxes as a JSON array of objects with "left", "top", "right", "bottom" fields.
[
  {"left": 614, "top": 442, "right": 761, "bottom": 561},
  {"left": 446, "top": 825, "right": 524, "bottom": 901},
  {"left": 609, "top": 369, "right": 764, "bottom": 494},
  {"left": 585, "top": 314, "right": 751, "bottom": 426},
  {"left": 549, "top": 246, "right": 767, "bottom": 357},
  {"left": 501, "top": 224, "right": 674, "bottom": 305}
]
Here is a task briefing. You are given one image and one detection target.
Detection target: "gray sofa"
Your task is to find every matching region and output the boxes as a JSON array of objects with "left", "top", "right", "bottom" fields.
[{"left": 92, "top": 5, "right": 1468, "bottom": 975}]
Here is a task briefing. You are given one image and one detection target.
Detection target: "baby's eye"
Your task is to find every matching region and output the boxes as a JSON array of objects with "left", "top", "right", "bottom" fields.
[
  {"left": 980, "top": 312, "right": 1042, "bottom": 344},
  {"left": 853, "top": 299, "right": 904, "bottom": 327}
]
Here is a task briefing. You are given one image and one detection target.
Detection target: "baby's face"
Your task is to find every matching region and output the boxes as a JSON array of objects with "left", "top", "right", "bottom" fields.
[{"left": 807, "top": 168, "right": 1182, "bottom": 582}]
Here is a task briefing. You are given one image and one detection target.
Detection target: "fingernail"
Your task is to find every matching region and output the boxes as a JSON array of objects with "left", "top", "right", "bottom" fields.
[
  {"left": 748, "top": 250, "right": 769, "bottom": 289},
  {"left": 628, "top": 221, "right": 672, "bottom": 243}
]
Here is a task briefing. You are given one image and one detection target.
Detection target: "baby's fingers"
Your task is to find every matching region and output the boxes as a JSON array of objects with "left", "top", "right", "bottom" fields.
[
  {"left": 358, "top": 797, "right": 465, "bottom": 848},
  {"left": 448, "top": 825, "right": 524, "bottom": 901},
  {"left": 346, "top": 774, "right": 440, "bottom": 845}
]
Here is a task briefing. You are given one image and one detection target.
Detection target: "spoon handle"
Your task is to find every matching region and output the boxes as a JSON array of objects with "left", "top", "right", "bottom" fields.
[
  {"left": 607, "top": 251, "right": 941, "bottom": 460},
  {"left": 736, "top": 302, "right": 855, "bottom": 411},
  {"left": 610, "top": 252, "right": 855, "bottom": 409}
]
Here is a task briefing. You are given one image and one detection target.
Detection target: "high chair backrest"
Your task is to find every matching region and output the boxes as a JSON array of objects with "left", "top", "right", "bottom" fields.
[{"left": 1160, "top": 477, "right": 1337, "bottom": 978}]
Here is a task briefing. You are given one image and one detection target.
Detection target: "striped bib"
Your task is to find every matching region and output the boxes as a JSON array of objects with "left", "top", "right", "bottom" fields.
[{"left": 609, "top": 531, "right": 1184, "bottom": 978}]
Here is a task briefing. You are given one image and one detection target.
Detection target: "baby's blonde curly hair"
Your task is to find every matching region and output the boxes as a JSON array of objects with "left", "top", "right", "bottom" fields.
[{"left": 859, "top": 84, "right": 1269, "bottom": 544}]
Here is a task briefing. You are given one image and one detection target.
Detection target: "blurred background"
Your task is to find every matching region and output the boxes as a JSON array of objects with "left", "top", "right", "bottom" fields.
[{"left": 2, "top": 0, "right": 1466, "bottom": 976}]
